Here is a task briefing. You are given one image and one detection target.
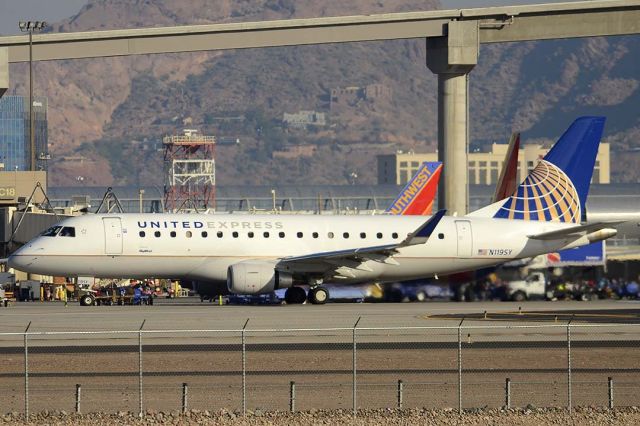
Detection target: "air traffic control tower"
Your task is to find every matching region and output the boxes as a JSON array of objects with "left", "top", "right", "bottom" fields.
[{"left": 163, "top": 129, "right": 216, "bottom": 212}]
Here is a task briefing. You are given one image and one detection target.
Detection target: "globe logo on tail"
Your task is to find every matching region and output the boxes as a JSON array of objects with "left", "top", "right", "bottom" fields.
[{"left": 494, "top": 160, "right": 581, "bottom": 224}]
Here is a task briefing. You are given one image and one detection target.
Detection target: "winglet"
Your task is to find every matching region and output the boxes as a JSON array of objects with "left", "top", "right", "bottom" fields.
[{"left": 399, "top": 209, "right": 447, "bottom": 247}]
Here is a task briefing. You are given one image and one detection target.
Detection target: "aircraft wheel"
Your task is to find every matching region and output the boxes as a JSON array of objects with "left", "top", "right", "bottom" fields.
[
  {"left": 285, "top": 287, "right": 307, "bottom": 304},
  {"left": 309, "top": 287, "right": 330, "bottom": 305}
]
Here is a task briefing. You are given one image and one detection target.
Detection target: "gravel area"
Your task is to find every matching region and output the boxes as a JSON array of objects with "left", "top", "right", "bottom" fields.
[{"left": 2, "top": 407, "right": 640, "bottom": 425}]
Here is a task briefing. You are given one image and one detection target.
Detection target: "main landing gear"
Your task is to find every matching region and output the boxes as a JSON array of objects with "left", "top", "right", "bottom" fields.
[
  {"left": 284, "top": 286, "right": 330, "bottom": 305},
  {"left": 284, "top": 287, "right": 307, "bottom": 304}
]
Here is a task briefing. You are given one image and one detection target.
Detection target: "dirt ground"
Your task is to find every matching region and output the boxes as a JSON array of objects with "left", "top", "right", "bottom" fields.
[{"left": 1, "top": 341, "right": 639, "bottom": 415}]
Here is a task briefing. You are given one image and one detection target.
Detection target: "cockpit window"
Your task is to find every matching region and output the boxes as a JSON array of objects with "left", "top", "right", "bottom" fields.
[
  {"left": 42, "top": 226, "right": 62, "bottom": 237},
  {"left": 59, "top": 227, "right": 76, "bottom": 237}
]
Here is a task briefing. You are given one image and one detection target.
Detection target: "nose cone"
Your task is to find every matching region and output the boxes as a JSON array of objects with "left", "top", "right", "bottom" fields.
[{"left": 8, "top": 244, "right": 38, "bottom": 272}]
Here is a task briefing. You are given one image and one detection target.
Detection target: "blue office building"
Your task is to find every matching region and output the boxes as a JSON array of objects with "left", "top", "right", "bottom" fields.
[{"left": 0, "top": 96, "right": 48, "bottom": 171}]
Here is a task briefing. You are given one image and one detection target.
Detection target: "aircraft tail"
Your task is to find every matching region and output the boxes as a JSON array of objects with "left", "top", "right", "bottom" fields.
[
  {"left": 469, "top": 116, "right": 605, "bottom": 223},
  {"left": 493, "top": 132, "right": 520, "bottom": 203},
  {"left": 386, "top": 162, "right": 442, "bottom": 215}
]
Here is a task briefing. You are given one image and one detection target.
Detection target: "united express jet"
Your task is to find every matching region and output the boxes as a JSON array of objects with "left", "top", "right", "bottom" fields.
[{"left": 9, "top": 117, "right": 616, "bottom": 304}]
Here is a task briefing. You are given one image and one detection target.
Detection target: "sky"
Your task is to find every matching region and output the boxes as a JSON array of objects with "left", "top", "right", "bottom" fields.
[{"left": 0, "top": 0, "right": 589, "bottom": 35}]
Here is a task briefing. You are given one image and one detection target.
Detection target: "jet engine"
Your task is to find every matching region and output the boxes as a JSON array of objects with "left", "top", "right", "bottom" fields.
[{"left": 227, "top": 261, "right": 293, "bottom": 294}]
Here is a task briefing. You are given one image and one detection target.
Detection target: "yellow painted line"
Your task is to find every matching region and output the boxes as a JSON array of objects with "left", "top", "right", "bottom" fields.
[{"left": 420, "top": 311, "right": 640, "bottom": 321}]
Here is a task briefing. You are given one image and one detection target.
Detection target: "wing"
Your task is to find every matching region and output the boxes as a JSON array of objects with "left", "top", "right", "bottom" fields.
[{"left": 277, "top": 210, "right": 446, "bottom": 278}]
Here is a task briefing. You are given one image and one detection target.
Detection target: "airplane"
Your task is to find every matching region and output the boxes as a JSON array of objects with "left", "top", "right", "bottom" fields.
[{"left": 8, "top": 117, "right": 617, "bottom": 305}]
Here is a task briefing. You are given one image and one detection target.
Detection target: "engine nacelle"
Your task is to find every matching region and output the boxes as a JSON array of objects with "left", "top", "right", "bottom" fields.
[{"left": 227, "top": 261, "right": 293, "bottom": 295}]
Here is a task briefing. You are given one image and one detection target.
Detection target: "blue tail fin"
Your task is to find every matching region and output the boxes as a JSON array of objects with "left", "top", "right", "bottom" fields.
[{"left": 490, "top": 116, "right": 605, "bottom": 223}]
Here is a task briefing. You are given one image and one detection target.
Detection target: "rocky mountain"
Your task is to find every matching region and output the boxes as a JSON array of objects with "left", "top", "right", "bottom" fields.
[{"left": 6, "top": 0, "right": 640, "bottom": 186}]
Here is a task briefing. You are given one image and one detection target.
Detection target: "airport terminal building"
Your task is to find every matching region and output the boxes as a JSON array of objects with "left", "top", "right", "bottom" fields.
[
  {"left": 0, "top": 95, "right": 49, "bottom": 172},
  {"left": 378, "top": 143, "right": 611, "bottom": 185}
]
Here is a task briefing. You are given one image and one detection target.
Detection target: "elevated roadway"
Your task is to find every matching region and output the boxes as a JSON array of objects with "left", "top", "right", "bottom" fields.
[{"left": 0, "top": 0, "right": 639, "bottom": 215}]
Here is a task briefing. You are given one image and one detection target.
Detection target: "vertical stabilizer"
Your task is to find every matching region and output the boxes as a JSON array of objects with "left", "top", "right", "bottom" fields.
[
  {"left": 469, "top": 117, "right": 605, "bottom": 223},
  {"left": 386, "top": 162, "right": 443, "bottom": 215},
  {"left": 493, "top": 132, "right": 520, "bottom": 203}
]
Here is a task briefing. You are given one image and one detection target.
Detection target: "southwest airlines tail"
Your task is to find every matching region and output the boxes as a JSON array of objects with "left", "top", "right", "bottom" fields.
[
  {"left": 386, "top": 162, "right": 443, "bottom": 215},
  {"left": 470, "top": 116, "right": 605, "bottom": 223}
]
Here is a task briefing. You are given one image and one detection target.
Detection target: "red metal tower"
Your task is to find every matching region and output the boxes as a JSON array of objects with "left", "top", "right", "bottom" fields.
[{"left": 163, "top": 129, "right": 216, "bottom": 212}]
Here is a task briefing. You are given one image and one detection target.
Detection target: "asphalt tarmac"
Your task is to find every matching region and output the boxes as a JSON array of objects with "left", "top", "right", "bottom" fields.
[{"left": 1, "top": 298, "right": 640, "bottom": 333}]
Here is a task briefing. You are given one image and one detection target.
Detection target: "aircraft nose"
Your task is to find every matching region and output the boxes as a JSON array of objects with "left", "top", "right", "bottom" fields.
[{"left": 8, "top": 244, "right": 40, "bottom": 271}]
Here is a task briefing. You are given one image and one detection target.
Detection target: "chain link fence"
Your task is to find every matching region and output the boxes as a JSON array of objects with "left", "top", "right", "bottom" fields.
[{"left": 1, "top": 321, "right": 639, "bottom": 417}]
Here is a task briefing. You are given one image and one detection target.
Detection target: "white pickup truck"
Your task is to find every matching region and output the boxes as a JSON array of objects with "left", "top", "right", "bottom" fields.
[{"left": 505, "top": 272, "right": 552, "bottom": 301}]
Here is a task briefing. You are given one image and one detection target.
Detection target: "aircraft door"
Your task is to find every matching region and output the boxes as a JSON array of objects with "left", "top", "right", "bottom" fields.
[
  {"left": 103, "top": 217, "right": 123, "bottom": 255},
  {"left": 455, "top": 220, "right": 473, "bottom": 257}
]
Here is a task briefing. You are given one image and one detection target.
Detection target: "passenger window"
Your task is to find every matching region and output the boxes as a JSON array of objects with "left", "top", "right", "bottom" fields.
[
  {"left": 42, "top": 226, "right": 62, "bottom": 237},
  {"left": 312, "top": 232, "right": 318, "bottom": 239},
  {"left": 279, "top": 232, "right": 285, "bottom": 238},
  {"left": 392, "top": 232, "right": 398, "bottom": 239},
  {"left": 343, "top": 232, "right": 349, "bottom": 239},
  {"left": 377, "top": 232, "right": 383, "bottom": 239},
  {"left": 59, "top": 227, "right": 76, "bottom": 237},
  {"left": 202, "top": 231, "right": 208, "bottom": 238},
  {"left": 154, "top": 231, "right": 161, "bottom": 238},
  {"left": 297, "top": 232, "right": 303, "bottom": 238},
  {"left": 248, "top": 232, "right": 254, "bottom": 238},
  {"left": 360, "top": 232, "right": 366, "bottom": 239},
  {"left": 328, "top": 232, "right": 334, "bottom": 239},
  {"left": 217, "top": 231, "right": 223, "bottom": 238},
  {"left": 438, "top": 233, "right": 445, "bottom": 240},
  {"left": 139, "top": 231, "right": 146, "bottom": 238},
  {"left": 263, "top": 232, "right": 270, "bottom": 238},
  {"left": 232, "top": 231, "right": 239, "bottom": 238},
  {"left": 186, "top": 231, "right": 192, "bottom": 238},
  {"left": 170, "top": 231, "right": 176, "bottom": 238}
]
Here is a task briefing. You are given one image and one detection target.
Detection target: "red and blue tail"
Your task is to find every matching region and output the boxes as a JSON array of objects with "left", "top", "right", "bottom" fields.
[{"left": 386, "top": 162, "right": 443, "bottom": 215}]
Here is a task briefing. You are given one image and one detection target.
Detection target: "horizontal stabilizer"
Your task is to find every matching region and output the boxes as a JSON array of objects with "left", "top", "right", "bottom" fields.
[{"left": 527, "top": 222, "right": 622, "bottom": 240}]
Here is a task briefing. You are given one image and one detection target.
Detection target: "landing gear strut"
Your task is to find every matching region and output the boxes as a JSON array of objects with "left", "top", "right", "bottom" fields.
[
  {"left": 308, "top": 287, "right": 330, "bottom": 305},
  {"left": 284, "top": 287, "right": 307, "bottom": 304}
]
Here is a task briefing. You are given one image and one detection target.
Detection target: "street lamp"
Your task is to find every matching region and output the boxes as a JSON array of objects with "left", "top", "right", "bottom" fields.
[{"left": 18, "top": 20, "right": 47, "bottom": 172}]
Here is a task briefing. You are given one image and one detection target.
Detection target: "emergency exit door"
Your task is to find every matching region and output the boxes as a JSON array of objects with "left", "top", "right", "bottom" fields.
[
  {"left": 455, "top": 220, "right": 473, "bottom": 257},
  {"left": 103, "top": 217, "right": 123, "bottom": 255}
]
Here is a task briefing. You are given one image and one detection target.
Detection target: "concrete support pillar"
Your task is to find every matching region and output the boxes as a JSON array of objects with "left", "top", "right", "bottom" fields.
[
  {"left": 437, "top": 72, "right": 469, "bottom": 215},
  {"left": 427, "top": 21, "right": 479, "bottom": 215},
  {"left": 0, "top": 47, "right": 8, "bottom": 99}
]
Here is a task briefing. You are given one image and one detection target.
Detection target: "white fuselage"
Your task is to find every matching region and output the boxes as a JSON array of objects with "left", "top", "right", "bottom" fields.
[{"left": 9, "top": 213, "right": 587, "bottom": 288}]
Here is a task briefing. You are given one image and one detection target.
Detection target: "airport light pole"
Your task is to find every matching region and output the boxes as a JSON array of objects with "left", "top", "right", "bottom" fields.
[{"left": 18, "top": 21, "right": 47, "bottom": 172}]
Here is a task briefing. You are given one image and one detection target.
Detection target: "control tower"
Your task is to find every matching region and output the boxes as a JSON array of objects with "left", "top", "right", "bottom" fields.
[{"left": 163, "top": 129, "right": 216, "bottom": 212}]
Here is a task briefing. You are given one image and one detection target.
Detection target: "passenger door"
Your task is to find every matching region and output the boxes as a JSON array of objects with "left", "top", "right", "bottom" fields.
[
  {"left": 103, "top": 217, "right": 123, "bottom": 255},
  {"left": 455, "top": 220, "right": 473, "bottom": 257}
]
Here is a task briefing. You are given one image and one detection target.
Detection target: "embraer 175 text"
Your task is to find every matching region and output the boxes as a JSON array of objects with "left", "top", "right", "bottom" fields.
[{"left": 9, "top": 117, "right": 617, "bottom": 304}]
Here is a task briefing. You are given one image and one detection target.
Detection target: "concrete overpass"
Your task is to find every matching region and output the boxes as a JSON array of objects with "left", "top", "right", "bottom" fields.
[{"left": 1, "top": 0, "right": 639, "bottom": 215}]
